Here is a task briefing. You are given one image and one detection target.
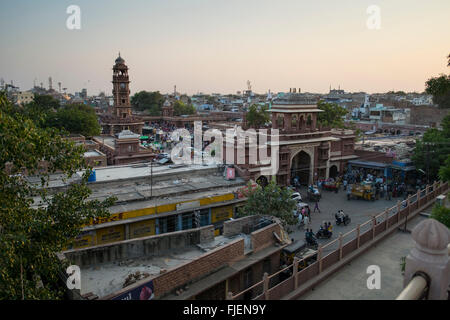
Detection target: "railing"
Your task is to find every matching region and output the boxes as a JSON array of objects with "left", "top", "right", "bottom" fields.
[{"left": 227, "top": 181, "right": 449, "bottom": 300}]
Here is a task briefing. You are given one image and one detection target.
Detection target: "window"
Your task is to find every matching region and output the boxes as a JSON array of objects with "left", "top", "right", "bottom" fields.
[
  {"left": 182, "top": 212, "right": 193, "bottom": 230},
  {"left": 159, "top": 215, "right": 178, "bottom": 234},
  {"left": 199, "top": 209, "right": 210, "bottom": 226}
]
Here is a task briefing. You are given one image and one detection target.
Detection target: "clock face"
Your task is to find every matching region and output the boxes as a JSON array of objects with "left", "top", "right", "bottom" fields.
[{"left": 120, "top": 83, "right": 126, "bottom": 89}]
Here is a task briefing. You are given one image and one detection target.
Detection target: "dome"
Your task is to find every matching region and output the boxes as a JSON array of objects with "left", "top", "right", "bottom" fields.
[
  {"left": 412, "top": 218, "right": 449, "bottom": 252},
  {"left": 115, "top": 53, "right": 125, "bottom": 64}
]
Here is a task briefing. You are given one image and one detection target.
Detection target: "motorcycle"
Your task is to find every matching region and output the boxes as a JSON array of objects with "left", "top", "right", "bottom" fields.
[
  {"left": 305, "top": 234, "right": 318, "bottom": 249},
  {"left": 316, "top": 228, "right": 332, "bottom": 239},
  {"left": 335, "top": 212, "right": 351, "bottom": 226}
]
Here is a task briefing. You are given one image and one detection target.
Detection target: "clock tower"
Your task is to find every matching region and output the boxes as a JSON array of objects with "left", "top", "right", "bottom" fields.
[
  {"left": 112, "top": 53, "right": 132, "bottom": 119},
  {"left": 100, "top": 54, "right": 144, "bottom": 136}
]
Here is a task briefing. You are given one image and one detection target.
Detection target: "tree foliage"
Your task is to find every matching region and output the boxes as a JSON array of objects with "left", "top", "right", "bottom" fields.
[
  {"left": 33, "top": 94, "right": 60, "bottom": 111},
  {"left": 173, "top": 100, "right": 196, "bottom": 116},
  {"left": 0, "top": 92, "right": 116, "bottom": 299},
  {"left": 438, "top": 155, "right": 450, "bottom": 182},
  {"left": 19, "top": 95, "right": 100, "bottom": 137},
  {"left": 238, "top": 180, "right": 297, "bottom": 227},
  {"left": 246, "top": 104, "right": 270, "bottom": 128},
  {"left": 412, "top": 114, "right": 450, "bottom": 182},
  {"left": 425, "top": 74, "right": 450, "bottom": 108},
  {"left": 46, "top": 103, "right": 101, "bottom": 137},
  {"left": 317, "top": 101, "right": 348, "bottom": 128},
  {"left": 430, "top": 204, "right": 450, "bottom": 229},
  {"left": 130, "top": 91, "right": 164, "bottom": 115}
]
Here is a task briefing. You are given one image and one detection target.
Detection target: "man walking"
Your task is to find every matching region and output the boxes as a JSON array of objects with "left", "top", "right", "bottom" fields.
[{"left": 314, "top": 200, "right": 321, "bottom": 213}]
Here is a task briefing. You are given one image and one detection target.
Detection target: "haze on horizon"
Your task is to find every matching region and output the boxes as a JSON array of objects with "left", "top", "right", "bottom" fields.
[{"left": 0, "top": 0, "right": 449, "bottom": 96}]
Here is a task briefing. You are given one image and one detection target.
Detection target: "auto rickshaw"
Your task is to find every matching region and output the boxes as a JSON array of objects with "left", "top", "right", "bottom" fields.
[
  {"left": 281, "top": 240, "right": 318, "bottom": 270},
  {"left": 350, "top": 181, "right": 375, "bottom": 201}
]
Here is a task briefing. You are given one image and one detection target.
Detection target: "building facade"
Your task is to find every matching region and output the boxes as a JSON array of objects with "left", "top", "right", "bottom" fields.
[{"left": 230, "top": 97, "right": 358, "bottom": 186}]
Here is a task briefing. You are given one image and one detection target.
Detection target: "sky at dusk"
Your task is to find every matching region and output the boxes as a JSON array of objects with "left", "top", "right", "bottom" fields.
[{"left": 1, "top": 0, "right": 449, "bottom": 96}]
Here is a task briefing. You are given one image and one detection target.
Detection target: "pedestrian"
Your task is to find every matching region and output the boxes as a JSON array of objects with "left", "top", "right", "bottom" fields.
[
  {"left": 307, "top": 206, "right": 311, "bottom": 218},
  {"left": 387, "top": 184, "right": 392, "bottom": 201},
  {"left": 314, "top": 200, "right": 321, "bottom": 213},
  {"left": 303, "top": 215, "right": 310, "bottom": 228},
  {"left": 297, "top": 212, "right": 303, "bottom": 226}
]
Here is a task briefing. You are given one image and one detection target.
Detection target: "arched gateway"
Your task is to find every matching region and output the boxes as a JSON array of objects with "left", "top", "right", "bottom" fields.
[{"left": 291, "top": 150, "right": 311, "bottom": 186}]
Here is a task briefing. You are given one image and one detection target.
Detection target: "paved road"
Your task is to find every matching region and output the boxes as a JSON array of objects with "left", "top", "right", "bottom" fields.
[
  {"left": 287, "top": 186, "right": 410, "bottom": 254},
  {"left": 299, "top": 214, "right": 428, "bottom": 300}
]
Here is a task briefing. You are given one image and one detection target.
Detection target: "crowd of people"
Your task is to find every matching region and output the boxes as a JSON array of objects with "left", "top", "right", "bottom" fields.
[{"left": 314, "top": 168, "right": 423, "bottom": 202}]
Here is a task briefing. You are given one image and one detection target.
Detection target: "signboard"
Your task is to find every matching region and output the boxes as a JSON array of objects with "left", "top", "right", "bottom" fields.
[
  {"left": 211, "top": 206, "right": 233, "bottom": 223},
  {"left": 96, "top": 225, "right": 125, "bottom": 245},
  {"left": 226, "top": 167, "right": 235, "bottom": 180},
  {"left": 176, "top": 200, "right": 200, "bottom": 211},
  {"left": 129, "top": 219, "right": 155, "bottom": 239},
  {"left": 72, "top": 231, "right": 96, "bottom": 249},
  {"left": 112, "top": 279, "right": 155, "bottom": 300}
]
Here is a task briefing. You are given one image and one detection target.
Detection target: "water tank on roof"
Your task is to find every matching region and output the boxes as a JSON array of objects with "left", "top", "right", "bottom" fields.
[{"left": 88, "top": 169, "right": 96, "bottom": 182}]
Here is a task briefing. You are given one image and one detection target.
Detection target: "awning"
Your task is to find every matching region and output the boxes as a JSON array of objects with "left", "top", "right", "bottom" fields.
[
  {"left": 390, "top": 165, "right": 416, "bottom": 172},
  {"left": 348, "top": 160, "right": 389, "bottom": 169}
]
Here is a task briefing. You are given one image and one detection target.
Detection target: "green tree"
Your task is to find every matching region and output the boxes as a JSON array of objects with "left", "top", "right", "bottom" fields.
[
  {"left": 425, "top": 74, "right": 450, "bottom": 108},
  {"left": 412, "top": 115, "right": 450, "bottom": 182},
  {"left": 317, "top": 101, "right": 348, "bottom": 128},
  {"left": 438, "top": 155, "right": 450, "bottom": 182},
  {"left": 238, "top": 180, "right": 297, "bottom": 227},
  {"left": 18, "top": 95, "right": 61, "bottom": 126},
  {"left": 430, "top": 205, "right": 450, "bottom": 229},
  {"left": 173, "top": 100, "right": 196, "bottom": 116},
  {"left": 0, "top": 92, "right": 116, "bottom": 299},
  {"left": 46, "top": 104, "right": 101, "bottom": 137},
  {"left": 245, "top": 104, "right": 270, "bottom": 128},
  {"left": 130, "top": 91, "right": 164, "bottom": 115},
  {"left": 33, "top": 94, "right": 60, "bottom": 111}
]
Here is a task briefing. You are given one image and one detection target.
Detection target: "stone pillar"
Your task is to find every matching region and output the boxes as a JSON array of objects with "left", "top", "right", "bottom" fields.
[
  {"left": 403, "top": 219, "right": 450, "bottom": 300},
  {"left": 356, "top": 224, "right": 361, "bottom": 248},
  {"left": 263, "top": 272, "right": 269, "bottom": 300},
  {"left": 272, "top": 113, "right": 278, "bottom": 129},
  {"left": 285, "top": 113, "right": 292, "bottom": 131}
]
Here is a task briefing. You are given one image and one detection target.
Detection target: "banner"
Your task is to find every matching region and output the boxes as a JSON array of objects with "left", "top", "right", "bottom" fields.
[{"left": 112, "top": 279, "right": 155, "bottom": 300}]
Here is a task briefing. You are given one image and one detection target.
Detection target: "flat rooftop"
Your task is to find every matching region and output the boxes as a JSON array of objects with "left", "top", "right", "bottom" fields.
[
  {"left": 29, "top": 163, "right": 246, "bottom": 217},
  {"left": 84, "top": 151, "right": 104, "bottom": 157},
  {"left": 79, "top": 234, "right": 250, "bottom": 298}
]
